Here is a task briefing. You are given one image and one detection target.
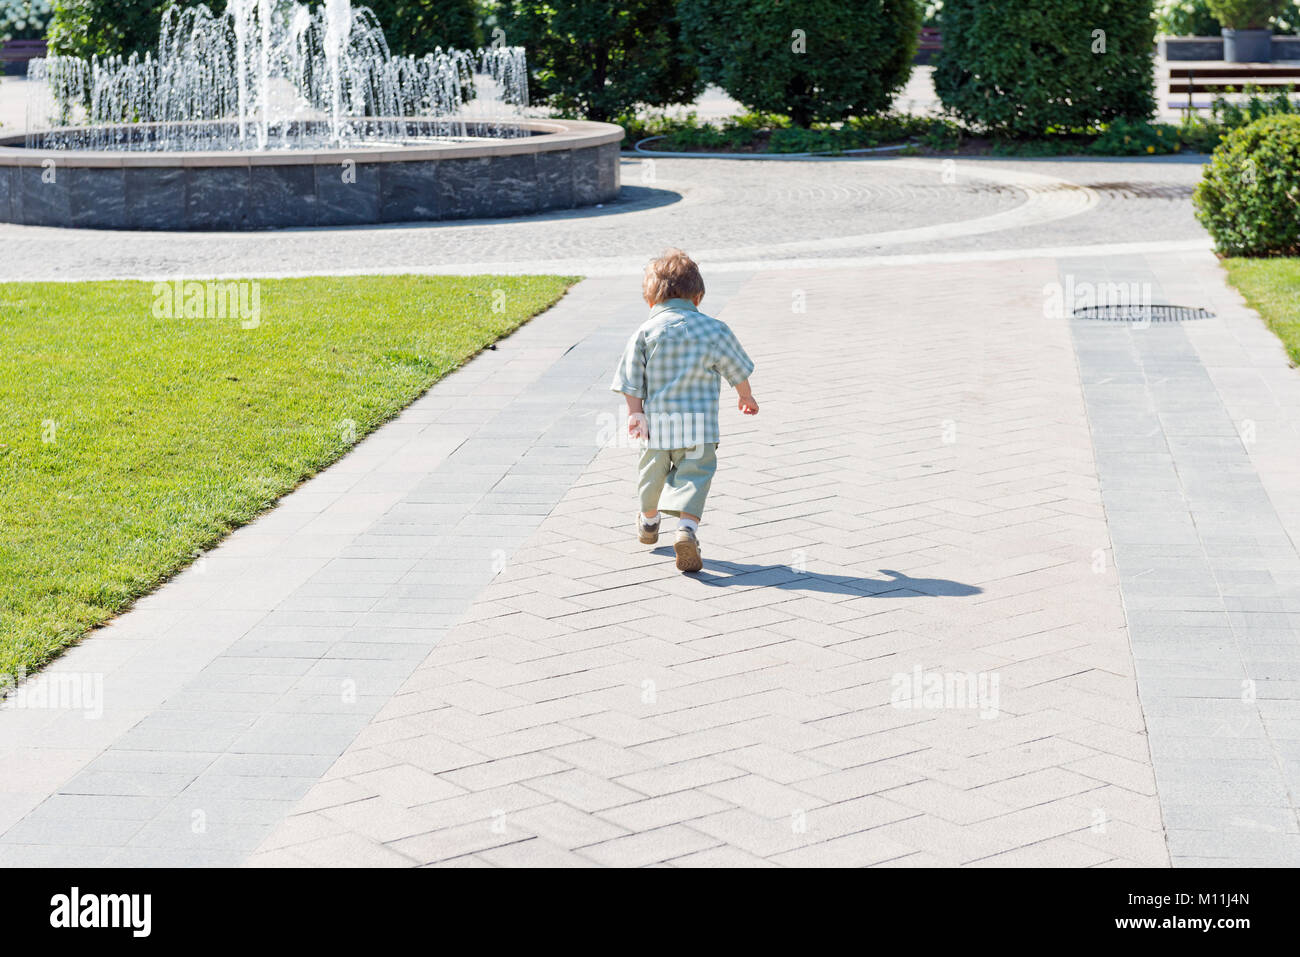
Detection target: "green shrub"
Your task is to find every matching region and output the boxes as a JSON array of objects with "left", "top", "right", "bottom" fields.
[
  {"left": 934, "top": 0, "right": 1157, "bottom": 137},
  {"left": 501, "top": 0, "right": 701, "bottom": 122},
  {"left": 364, "top": 0, "right": 482, "bottom": 54},
  {"left": 1174, "top": 86, "right": 1297, "bottom": 150},
  {"left": 1178, "top": 111, "right": 1228, "bottom": 151},
  {"left": 1207, "top": 84, "right": 1297, "bottom": 126},
  {"left": 634, "top": 110, "right": 961, "bottom": 154},
  {"left": 679, "top": 0, "right": 921, "bottom": 128},
  {"left": 1194, "top": 113, "right": 1300, "bottom": 255},
  {"left": 47, "top": 0, "right": 202, "bottom": 58},
  {"left": 1206, "top": 0, "right": 1287, "bottom": 28},
  {"left": 612, "top": 109, "right": 693, "bottom": 146},
  {"left": 1156, "top": 0, "right": 1222, "bottom": 34},
  {"left": 1090, "top": 118, "right": 1182, "bottom": 154},
  {"left": 1, "top": 0, "right": 52, "bottom": 42}
]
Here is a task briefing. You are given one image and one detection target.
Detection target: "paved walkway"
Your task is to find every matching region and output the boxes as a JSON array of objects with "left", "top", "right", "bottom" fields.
[
  {"left": 0, "top": 274, "right": 744, "bottom": 865},
  {"left": 1068, "top": 253, "right": 1300, "bottom": 864},
  {"left": 245, "top": 260, "right": 1173, "bottom": 868},
  {"left": 2, "top": 155, "right": 1299, "bottom": 866},
  {"left": 0, "top": 155, "right": 1207, "bottom": 282}
]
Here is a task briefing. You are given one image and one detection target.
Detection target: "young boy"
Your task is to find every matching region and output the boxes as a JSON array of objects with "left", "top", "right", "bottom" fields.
[{"left": 611, "top": 248, "right": 758, "bottom": 572}]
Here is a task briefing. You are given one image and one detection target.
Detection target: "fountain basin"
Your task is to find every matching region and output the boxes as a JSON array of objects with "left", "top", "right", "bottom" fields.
[{"left": 0, "top": 118, "right": 623, "bottom": 229}]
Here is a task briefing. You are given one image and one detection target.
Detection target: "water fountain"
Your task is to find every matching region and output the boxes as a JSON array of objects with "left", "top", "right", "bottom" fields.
[{"left": 0, "top": 0, "right": 621, "bottom": 228}]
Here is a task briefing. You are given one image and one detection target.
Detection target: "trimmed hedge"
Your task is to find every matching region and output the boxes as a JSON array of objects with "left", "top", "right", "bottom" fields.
[
  {"left": 1194, "top": 113, "right": 1300, "bottom": 256},
  {"left": 679, "top": 0, "right": 921, "bottom": 128},
  {"left": 501, "top": 0, "right": 701, "bottom": 122},
  {"left": 934, "top": 0, "right": 1157, "bottom": 137}
]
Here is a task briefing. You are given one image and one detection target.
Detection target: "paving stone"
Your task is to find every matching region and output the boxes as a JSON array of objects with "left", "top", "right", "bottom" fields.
[
  {"left": 578, "top": 824, "right": 721, "bottom": 867},
  {"left": 15, "top": 204, "right": 1300, "bottom": 867}
]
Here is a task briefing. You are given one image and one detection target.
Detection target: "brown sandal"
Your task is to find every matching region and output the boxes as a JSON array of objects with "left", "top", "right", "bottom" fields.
[{"left": 673, "top": 528, "right": 703, "bottom": 572}]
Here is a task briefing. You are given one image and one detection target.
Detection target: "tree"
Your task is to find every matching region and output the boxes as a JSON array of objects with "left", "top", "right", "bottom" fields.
[
  {"left": 501, "top": 0, "right": 702, "bottom": 122},
  {"left": 679, "top": 0, "right": 922, "bottom": 128},
  {"left": 47, "top": 0, "right": 198, "bottom": 58},
  {"left": 1206, "top": 0, "right": 1288, "bottom": 29},
  {"left": 1156, "top": 0, "right": 1222, "bottom": 35},
  {"left": 364, "top": 0, "right": 483, "bottom": 55},
  {"left": 934, "top": 0, "right": 1157, "bottom": 137},
  {"left": 1, "top": 1, "right": 54, "bottom": 43},
  {"left": 48, "top": 1, "right": 484, "bottom": 60}
]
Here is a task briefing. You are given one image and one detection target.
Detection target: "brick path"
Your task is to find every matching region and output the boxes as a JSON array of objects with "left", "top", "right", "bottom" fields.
[
  {"left": 242, "top": 261, "right": 1172, "bottom": 867},
  {"left": 3, "top": 158, "right": 1299, "bottom": 866}
]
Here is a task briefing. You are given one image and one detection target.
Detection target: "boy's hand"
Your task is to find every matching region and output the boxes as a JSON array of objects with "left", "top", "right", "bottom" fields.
[
  {"left": 734, "top": 379, "right": 758, "bottom": 416},
  {"left": 628, "top": 412, "right": 649, "bottom": 439}
]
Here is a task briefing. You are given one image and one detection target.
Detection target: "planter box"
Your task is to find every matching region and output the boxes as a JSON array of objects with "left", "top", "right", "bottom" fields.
[
  {"left": 0, "top": 39, "right": 47, "bottom": 76},
  {"left": 1275, "top": 35, "right": 1300, "bottom": 60},
  {"left": 1225, "top": 28, "right": 1274, "bottom": 62},
  {"left": 1160, "top": 34, "right": 1300, "bottom": 62}
]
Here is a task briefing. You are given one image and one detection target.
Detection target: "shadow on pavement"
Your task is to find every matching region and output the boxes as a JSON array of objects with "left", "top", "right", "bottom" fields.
[
  {"left": 284, "top": 185, "right": 682, "bottom": 234},
  {"left": 650, "top": 553, "right": 983, "bottom": 597}
]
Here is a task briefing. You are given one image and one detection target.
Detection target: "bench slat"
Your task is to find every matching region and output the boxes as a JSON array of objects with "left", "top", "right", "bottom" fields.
[{"left": 1170, "top": 71, "right": 1300, "bottom": 80}]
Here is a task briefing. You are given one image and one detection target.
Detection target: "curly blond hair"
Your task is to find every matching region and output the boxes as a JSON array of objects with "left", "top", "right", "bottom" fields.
[{"left": 642, "top": 247, "right": 705, "bottom": 306}]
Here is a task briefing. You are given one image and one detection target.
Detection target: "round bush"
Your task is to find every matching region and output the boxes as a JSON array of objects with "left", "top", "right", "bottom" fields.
[
  {"left": 1194, "top": 113, "right": 1300, "bottom": 256},
  {"left": 934, "top": 0, "right": 1156, "bottom": 137},
  {"left": 679, "top": 0, "right": 921, "bottom": 128}
]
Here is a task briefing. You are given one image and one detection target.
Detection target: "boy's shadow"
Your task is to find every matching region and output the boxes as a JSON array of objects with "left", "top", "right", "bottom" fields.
[{"left": 650, "top": 552, "right": 981, "bottom": 597}]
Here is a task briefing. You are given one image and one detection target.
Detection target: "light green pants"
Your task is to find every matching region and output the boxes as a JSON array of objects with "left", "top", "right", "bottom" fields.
[{"left": 638, "top": 444, "right": 718, "bottom": 519}]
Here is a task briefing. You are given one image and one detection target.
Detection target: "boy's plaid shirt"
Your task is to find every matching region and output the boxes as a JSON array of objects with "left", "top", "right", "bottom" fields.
[{"left": 610, "top": 298, "right": 755, "bottom": 450}]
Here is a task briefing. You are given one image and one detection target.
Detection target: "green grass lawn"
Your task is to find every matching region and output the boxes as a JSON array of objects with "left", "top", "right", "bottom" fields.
[
  {"left": 0, "top": 274, "right": 575, "bottom": 680},
  {"left": 1223, "top": 259, "right": 1300, "bottom": 368}
]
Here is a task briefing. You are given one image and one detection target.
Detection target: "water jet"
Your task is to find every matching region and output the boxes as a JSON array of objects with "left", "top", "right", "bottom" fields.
[{"left": 0, "top": 0, "right": 621, "bottom": 229}]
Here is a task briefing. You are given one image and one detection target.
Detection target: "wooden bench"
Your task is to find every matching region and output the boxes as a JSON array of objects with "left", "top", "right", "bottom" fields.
[
  {"left": 0, "top": 39, "right": 47, "bottom": 76},
  {"left": 1168, "top": 61, "right": 1300, "bottom": 111}
]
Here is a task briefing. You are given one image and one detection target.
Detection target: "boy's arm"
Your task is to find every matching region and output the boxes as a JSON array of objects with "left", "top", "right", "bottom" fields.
[
  {"left": 610, "top": 330, "right": 647, "bottom": 399},
  {"left": 713, "top": 324, "right": 758, "bottom": 415},
  {"left": 610, "top": 331, "right": 649, "bottom": 438}
]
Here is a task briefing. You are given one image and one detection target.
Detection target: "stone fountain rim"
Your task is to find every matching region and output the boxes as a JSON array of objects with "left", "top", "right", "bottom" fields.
[{"left": 0, "top": 117, "right": 624, "bottom": 167}]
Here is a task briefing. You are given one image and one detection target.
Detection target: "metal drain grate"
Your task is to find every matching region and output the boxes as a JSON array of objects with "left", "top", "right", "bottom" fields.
[{"left": 1071, "top": 304, "right": 1214, "bottom": 323}]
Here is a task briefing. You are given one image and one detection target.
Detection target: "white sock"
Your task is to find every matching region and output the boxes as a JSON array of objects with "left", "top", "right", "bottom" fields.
[
  {"left": 641, "top": 512, "right": 659, "bottom": 525},
  {"left": 677, "top": 518, "right": 699, "bottom": 534}
]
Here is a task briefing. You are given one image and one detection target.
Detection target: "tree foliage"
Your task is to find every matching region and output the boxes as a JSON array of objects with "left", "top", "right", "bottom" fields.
[
  {"left": 501, "top": 0, "right": 702, "bottom": 122},
  {"left": 934, "top": 0, "right": 1157, "bottom": 136},
  {"left": 680, "top": 0, "right": 922, "bottom": 128}
]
